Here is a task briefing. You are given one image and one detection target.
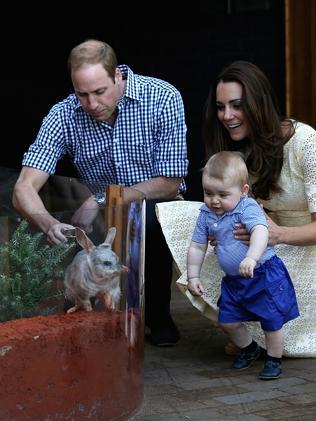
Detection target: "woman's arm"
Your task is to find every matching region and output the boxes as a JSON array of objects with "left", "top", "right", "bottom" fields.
[
  {"left": 234, "top": 213, "right": 316, "bottom": 247},
  {"left": 265, "top": 212, "right": 316, "bottom": 246}
]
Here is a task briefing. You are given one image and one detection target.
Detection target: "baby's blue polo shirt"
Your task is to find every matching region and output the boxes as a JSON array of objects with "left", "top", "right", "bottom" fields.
[{"left": 192, "top": 196, "right": 275, "bottom": 275}]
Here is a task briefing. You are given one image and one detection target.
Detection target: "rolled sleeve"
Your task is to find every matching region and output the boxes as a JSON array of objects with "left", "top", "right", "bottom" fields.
[
  {"left": 153, "top": 91, "right": 188, "bottom": 178},
  {"left": 22, "top": 113, "right": 66, "bottom": 175}
]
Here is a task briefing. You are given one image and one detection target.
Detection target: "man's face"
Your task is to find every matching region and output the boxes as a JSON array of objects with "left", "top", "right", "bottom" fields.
[{"left": 72, "top": 63, "right": 122, "bottom": 123}]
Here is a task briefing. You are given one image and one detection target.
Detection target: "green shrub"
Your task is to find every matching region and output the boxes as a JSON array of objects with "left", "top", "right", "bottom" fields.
[{"left": 0, "top": 220, "right": 76, "bottom": 322}]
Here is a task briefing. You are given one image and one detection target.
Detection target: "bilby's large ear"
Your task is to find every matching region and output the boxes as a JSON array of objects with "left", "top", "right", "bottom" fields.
[
  {"left": 103, "top": 226, "right": 116, "bottom": 246},
  {"left": 75, "top": 227, "right": 95, "bottom": 253}
]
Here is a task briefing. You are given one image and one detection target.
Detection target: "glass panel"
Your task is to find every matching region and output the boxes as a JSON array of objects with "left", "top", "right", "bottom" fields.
[{"left": 0, "top": 168, "right": 144, "bottom": 420}]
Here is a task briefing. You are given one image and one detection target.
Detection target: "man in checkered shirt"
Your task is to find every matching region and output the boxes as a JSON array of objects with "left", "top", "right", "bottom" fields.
[{"left": 12, "top": 39, "right": 188, "bottom": 346}]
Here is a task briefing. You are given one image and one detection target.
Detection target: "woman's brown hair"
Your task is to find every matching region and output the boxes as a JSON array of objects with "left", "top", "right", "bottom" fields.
[{"left": 203, "top": 60, "right": 294, "bottom": 199}]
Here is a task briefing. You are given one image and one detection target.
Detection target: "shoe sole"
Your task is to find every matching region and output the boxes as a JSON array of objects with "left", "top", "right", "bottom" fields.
[{"left": 258, "top": 372, "right": 282, "bottom": 380}]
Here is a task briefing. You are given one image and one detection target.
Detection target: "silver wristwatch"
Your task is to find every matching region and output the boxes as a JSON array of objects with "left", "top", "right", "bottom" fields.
[{"left": 94, "top": 192, "right": 106, "bottom": 207}]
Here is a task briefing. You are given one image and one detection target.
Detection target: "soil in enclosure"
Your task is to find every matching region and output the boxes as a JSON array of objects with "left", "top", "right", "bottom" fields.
[{"left": 0, "top": 309, "right": 144, "bottom": 420}]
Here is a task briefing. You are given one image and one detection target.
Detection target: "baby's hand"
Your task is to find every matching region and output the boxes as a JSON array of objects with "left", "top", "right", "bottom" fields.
[
  {"left": 187, "top": 277, "right": 205, "bottom": 296},
  {"left": 239, "top": 257, "right": 257, "bottom": 278}
]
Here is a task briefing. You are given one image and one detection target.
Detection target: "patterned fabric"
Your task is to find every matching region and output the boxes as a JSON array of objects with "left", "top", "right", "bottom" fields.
[
  {"left": 22, "top": 65, "right": 188, "bottom": 193},
  {"left": 156, "top": 122, "right": 316, "bottom": 357}
]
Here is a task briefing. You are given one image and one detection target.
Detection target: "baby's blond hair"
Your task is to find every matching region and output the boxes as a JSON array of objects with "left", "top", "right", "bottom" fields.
[{"left": 203, "top": 151, "right": 248, "bottom": 188}]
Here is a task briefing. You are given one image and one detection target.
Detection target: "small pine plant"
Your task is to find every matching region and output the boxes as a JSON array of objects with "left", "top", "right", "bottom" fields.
[{"left": 0, "top": 219, "right": 76, "bottom": 322}]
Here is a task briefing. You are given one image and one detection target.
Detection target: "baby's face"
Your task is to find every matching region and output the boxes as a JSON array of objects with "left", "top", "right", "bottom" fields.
[{"left": 202, "top": 175, "right": 247, "bottom": 215}]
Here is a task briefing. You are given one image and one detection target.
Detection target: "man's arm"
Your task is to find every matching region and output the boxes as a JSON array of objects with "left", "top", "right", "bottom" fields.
[
  {"left": 70, "top": 176, "right": 182, "bottom": 232},
  {"left": 12, "top": 167, "right": 75, "bottom": 244},
  {"left": 123, "top": 176, "right": 182, "bottom": 202}
]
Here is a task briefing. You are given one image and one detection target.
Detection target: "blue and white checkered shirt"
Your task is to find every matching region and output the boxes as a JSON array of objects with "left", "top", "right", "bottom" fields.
[{"left": 22, "top": 65, "right": 188, "bottom": 192}]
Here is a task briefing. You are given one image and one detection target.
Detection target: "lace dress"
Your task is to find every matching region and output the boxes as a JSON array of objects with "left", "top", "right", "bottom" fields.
[{"left": 156, "top": 122, "right": 316, "bottom": 357}]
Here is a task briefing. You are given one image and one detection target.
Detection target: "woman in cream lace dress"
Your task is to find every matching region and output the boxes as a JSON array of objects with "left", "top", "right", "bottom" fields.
[{"left": 156, "top": 61, "right": 316, "bottom": 357}]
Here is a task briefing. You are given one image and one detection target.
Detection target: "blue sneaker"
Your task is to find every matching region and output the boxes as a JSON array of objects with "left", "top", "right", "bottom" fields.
[
  {"left": 232, "top": 344, "right": 261, "bottom": 370},
  {"left": 258, "top": 360, "right": 282, "bottom": 380}
]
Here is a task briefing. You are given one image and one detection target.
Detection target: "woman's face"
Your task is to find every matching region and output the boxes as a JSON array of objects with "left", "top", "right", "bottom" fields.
[{"left": 216, "top": 81, "right": 250, "bottom": 141}]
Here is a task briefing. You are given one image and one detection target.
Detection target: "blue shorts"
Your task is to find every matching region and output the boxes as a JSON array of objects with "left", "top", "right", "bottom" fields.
[{"left": 217, "top": 255, "right": 300, "bottom": 331}]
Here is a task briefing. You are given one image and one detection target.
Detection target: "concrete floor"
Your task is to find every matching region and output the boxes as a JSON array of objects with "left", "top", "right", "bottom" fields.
[{"left": 133, "top": 282, "right": 316, "bottom": 420}]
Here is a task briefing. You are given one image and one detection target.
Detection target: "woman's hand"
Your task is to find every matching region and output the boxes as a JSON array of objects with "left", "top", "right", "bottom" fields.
[
  {"left": 233, "top": 223, "right": 250, "bottom": 244},
  {"left": 233, "top": 212, "right": 283, "bottom": 246},
  {"left": 264, "top": 213, "right": 283, "bottom": 245},
  {"left": 208, "top": 235, "right": 217, "bottom": 247}
]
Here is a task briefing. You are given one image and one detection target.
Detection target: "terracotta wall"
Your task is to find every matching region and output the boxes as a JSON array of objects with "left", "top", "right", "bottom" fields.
[{"left": 285, "top": 0, "right": 316, "bottom": 128}]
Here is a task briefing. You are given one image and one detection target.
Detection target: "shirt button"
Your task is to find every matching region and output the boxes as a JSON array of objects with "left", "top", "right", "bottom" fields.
[{"left": 213, "top": 223, "right": 217, "bottom": 227}]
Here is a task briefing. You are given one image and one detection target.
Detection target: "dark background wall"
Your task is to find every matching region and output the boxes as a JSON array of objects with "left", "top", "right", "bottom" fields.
[{"left": 4, "top": 0, "right": 285, "bottom": 201}]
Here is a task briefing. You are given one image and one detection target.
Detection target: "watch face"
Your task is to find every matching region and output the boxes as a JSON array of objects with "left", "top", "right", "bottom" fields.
[{"left": 95, "top": 193, "right": 105, "bottom": 204}]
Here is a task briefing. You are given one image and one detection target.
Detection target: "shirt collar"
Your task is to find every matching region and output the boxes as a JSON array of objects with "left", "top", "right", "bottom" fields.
[
  {"left": 118, "top": 64, "right": 140, "bottom": 101},
  {"left": 71, "top": 64, "right": 139, "bottom": 111}
]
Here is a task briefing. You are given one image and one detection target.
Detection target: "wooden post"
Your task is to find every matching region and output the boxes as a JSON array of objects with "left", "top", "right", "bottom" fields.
[
  {"left": 104, "top": 185, "right": 125, "bottom": 258},
  {"left": 285, "top": 0, "right": 316, "bottom": 128}
]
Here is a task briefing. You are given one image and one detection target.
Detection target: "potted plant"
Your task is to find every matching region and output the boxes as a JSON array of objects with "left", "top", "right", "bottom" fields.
[{"left": 0, "top": 219, "right": 75, "bottom": 321}]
